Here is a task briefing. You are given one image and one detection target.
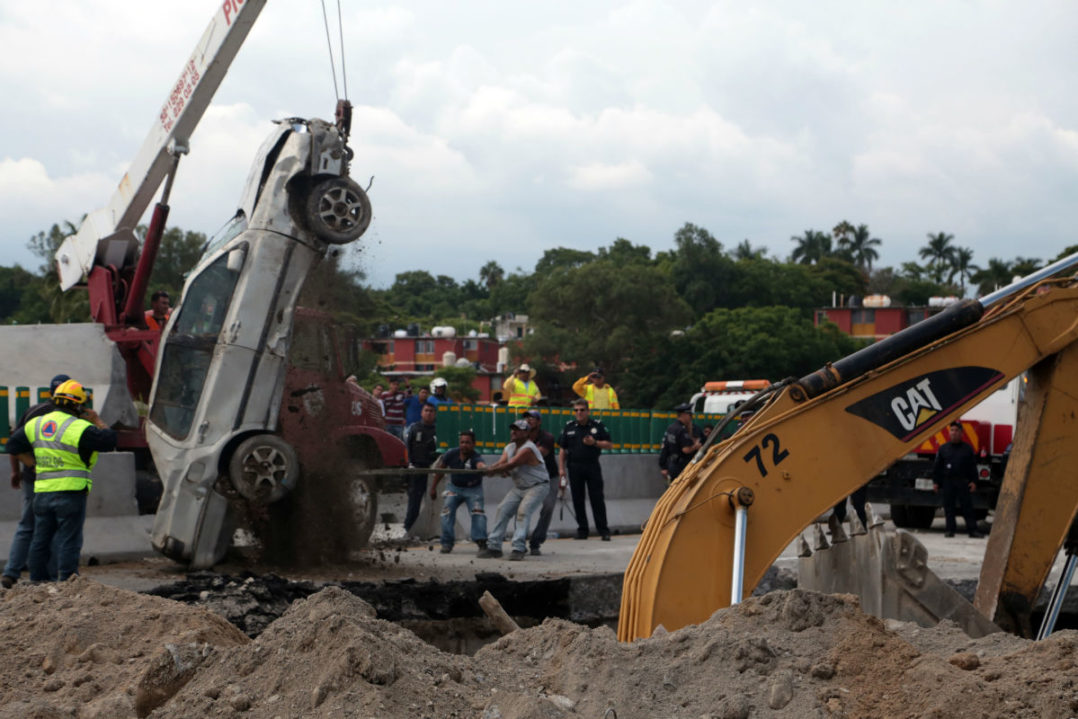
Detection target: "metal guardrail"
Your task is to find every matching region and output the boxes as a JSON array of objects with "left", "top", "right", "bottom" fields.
[{"left": 0, "top": 385, "right": 95, "bottom": 445}]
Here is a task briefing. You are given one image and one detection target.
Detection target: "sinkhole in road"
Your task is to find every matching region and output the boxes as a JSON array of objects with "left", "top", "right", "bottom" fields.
[{"left": 145, "top": 570, "right": 625, "bottom": 655}]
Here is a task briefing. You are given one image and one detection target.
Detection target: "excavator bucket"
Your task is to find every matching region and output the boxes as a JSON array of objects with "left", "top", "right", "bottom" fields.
[{"left": 798, "top": 506, "right": 1000, "bottom": 638}]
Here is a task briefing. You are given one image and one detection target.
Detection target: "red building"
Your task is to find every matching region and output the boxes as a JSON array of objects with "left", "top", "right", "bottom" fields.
[
  {"left": 814, "top": 296, "right": 954, "bottom": 341},
  {"left": 363, "top": 331, "right": 508, "bottom": 402}
]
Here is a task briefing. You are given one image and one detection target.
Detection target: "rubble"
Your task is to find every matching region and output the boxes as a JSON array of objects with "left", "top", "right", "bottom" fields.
[{"left": 2, "top": 578, "right": 1077, "bottom": 717}]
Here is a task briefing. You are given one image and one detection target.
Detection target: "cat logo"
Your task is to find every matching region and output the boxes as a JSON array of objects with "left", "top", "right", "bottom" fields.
[
  {"left": 845, "top": 366, "right": 1004, "bottom": 441},
  {"left": 890, "top": 378, "right": 942, "bottom": 431}
]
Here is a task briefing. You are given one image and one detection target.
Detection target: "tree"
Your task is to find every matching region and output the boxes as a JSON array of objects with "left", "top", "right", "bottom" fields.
[
  {"left": 669, "top": 222, "right": 734, "bottom": 318},
  {"left": 534, "top": 247, "right": 595, "bottom": 275},
  {"left": 621, "top": 306, "right": 862, "bottom": 408},
  {"left": 918, "top": 232, "right": 956, "bottom": 283},
  {"left": 969, "top": 258, "right": 1014, "bottom": 296},
  {"left": 947, "top": 247, "right": 977, "bottom": 296},
  {"left": 790, "top": 229, "right": 833, "bottom": 265},
  {"left": 847, "top": 224, "right": 882, "bottom": 272},
  {"left": 597, "top": 238, "right": 653, "bottom": 265},
  {"left": 1011, "top": 257, "right": 1042, "bottom": 277},
  {"left": 147, "top": 227, "right": 207, "bottom": 298},
  {"left": 479, "top": 260, "right": 504, "bottom": 290},
  {"left": 733, "top": 239, "right": 767, "bottom": 260},
  {"left": 25, "top": 222, "right": 89, "bottom": 323},
  {"left": 525, "top": 259, "right": 692, "bottom": 394}
]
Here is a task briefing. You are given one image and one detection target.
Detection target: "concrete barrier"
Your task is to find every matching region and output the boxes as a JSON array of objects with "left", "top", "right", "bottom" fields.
[{"left": 0, "top": 452, "right": 154, "bottom": 572}]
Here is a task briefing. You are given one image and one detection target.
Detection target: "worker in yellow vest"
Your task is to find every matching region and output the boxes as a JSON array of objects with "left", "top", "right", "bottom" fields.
[
  {"left": 502, "top": 363, "right": 541, "bottom": 408},
  {"left": 5, "top": 380, "right": 117, "bottom": 581},
  {"left": 572, "top": 369, "right": 620, "bottom": 410}
]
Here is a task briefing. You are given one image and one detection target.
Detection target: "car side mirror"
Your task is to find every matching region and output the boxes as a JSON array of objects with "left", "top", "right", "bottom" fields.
[{"left": 227, "top": 247, "right": 246, "bottom": 274}]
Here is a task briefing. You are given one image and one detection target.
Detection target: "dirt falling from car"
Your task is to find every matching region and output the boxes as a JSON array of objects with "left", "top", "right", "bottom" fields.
[{"left": 2, "top": 579, "right": 1077, "bottom": 718}]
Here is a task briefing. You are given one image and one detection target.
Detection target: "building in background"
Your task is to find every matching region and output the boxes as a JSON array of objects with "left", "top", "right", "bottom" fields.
[
  {"left": 363, "top": 327, "right": 509, "bottom": 402},
  {"left": 814, "top": 295, "right": 959, "bottom": 341}
]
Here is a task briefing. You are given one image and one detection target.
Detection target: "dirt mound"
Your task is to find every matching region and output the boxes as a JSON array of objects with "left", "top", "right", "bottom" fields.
[
  {"left": 0, "top": 577, "right": 246, "bottom": 719},
  {"left": 2, "top": 581, "right": 1077, "bottom": 718}
]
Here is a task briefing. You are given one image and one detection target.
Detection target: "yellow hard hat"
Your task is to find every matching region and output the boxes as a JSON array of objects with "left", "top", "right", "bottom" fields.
[{"left": 52, "top": 379, "right": 88, "bottom": 406}]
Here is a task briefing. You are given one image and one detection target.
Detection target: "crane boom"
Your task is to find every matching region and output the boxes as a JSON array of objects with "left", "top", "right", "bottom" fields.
[{"left": 55, "top": 0, "right": 267, "bottom": 291}]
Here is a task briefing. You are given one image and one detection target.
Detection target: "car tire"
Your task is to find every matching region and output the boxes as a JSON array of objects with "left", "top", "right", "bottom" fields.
[
  {"left": 304, "top": 176, "right": 372, "bottom": 244},
  {"left": 229, "top": 434, "right": 300, "bottom": 504},
  {"left": 345, "top": 467, "right": 378, "bottom": 550}
]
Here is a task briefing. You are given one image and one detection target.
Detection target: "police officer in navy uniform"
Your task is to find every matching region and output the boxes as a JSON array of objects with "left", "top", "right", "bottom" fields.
[
  {"left": 932, "top": 421, "right": 984, "bottom": 538},
  {"left": 659, "top": 403, "right": 702, "bottom": 482},
  {"left": 557, "top": 398, "right": 613, "bottom": 540}
]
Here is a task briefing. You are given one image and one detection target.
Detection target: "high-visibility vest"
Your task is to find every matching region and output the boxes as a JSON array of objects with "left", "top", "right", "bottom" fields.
[
  {"left": 24, "top": 410, "right": 96, "bottom": 493},
  {"left": 505, "top": 377, "right": 540, "bottom": 408},
  {"left": 582, "top": 383, "right": 619, "bottom": 410}
]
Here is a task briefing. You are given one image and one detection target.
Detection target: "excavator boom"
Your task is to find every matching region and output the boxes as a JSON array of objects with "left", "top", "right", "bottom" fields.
[{"left": 620, "top": 262, "right": 1078, "bottom": 641}]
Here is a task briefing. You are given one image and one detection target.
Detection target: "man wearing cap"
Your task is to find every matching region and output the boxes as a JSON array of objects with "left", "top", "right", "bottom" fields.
[
  {"left": 2, "top": 374, "right": 69, "bottom": 588},
  {"left": 572, "top": 369, "right": 619, "bottom": 410},
  {"left": 502, "top": 364, "right": 541, "bottom": 409},
  {"left": 478, "top": 419, "right": 550, "bottom": 560},
  {"left": 659, "top": 403, "right": 703, "bottom": 483},
  {"left": 520, "top": 409, "right": 559, "bottom": 555},
  {"left": 557, "top": 398, "right": 614, "bottom": 540}
]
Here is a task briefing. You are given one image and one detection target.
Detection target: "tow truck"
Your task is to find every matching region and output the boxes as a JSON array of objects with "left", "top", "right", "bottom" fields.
[
  {"left": 620, "top": 257, "right": 1078, "bottom": 640},
  {"left": 52, "top": 1, "right": 405, "bottom": 567}
]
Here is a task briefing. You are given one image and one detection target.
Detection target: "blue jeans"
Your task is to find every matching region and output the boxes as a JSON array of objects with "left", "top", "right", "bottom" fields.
[
  {"left": 29, "top": 490, "right": 87, "bottom": 581},
  {"left": 386, "top": 424, "right": 404, "bottom": 440},
  {"left": 487, "top": 483, "right": 549, "bottom": 554},
  {"left": 439, "top": 483, "right": 487, "bottom": 548},
  {"left": 4, "top": 479, "right": 57, "bottom": 581}
]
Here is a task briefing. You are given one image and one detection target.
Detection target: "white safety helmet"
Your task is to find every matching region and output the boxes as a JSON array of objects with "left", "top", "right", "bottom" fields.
[{"left": 430, "top": 377, "right": 448, "bottom": 393}]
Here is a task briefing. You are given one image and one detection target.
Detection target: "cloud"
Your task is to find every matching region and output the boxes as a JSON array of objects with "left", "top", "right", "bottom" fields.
[{"left": 567, "top": 160, "right": 652, "bottom": 191}]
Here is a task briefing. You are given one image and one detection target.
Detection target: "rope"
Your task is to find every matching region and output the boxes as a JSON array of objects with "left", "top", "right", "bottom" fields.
[
  {"left": 320, "top": 0, "right": 340, "bottom": 101},
  {"left": 337, "top": 0, "right": 348, "bottom": 99}
]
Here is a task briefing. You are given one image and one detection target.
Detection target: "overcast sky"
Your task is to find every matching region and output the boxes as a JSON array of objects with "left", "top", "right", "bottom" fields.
[{"left": 2, "top": 1, "right": 1076, "bottom": 288}]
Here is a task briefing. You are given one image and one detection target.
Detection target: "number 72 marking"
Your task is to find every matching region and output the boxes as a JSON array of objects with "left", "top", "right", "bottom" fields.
[{"left": 742, "top": 433, "right": 789, "bottom": 478}]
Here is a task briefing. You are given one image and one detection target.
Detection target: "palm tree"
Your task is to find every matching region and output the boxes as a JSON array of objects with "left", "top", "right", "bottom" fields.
[
  {"left": 832, "top": 220, "right": 855, "bottom": 261},
  {"left": 733, "top": 239, "right": 767, "bottom": 260},
  {"left": 1011, "top": 257, "right": 1043, "bottom": 277},
  {"left": 970, "top": 258, "right": 1013, "bottom": 296},
  {"left": 846, "top": 224, "right": 882, "bottom": 272},
  {"left": 947, "top": 246, "right": 977, "bottom": 295},
  {"left": 919, "top": 232, "right": 956, "bottom": 283},
  {"left": 790, "top": 230, "right": 833, "bottom": 265},
  {"left": 479, "top": 260, "right": 504, "bottom": 290}
]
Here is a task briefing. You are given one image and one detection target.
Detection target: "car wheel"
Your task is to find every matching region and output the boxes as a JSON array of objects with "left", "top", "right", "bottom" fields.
[
  {"left": 229, "top": 435, "right": 299, "bottom": 504},
  {"left": 346, "top": 468, "right": 378, "bottom": 550},
  {"left": 890, "top": 503, "right": 910, "bottom": 528},
  {"left": 304, "top": 176, "right": 371, "bottom": 244}
]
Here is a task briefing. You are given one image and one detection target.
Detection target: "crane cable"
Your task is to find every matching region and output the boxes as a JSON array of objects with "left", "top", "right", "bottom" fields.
[{"left": 320, "top": 0, "right": 348, "bottom": 101}]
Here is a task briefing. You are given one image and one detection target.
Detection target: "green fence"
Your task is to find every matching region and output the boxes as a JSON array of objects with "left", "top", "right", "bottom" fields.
[
  {"left": 431, "top": 404, "right": 731, "bottom": 454},
  {"left": 0, "top": 385, "right": 94, "bottom": 446}
]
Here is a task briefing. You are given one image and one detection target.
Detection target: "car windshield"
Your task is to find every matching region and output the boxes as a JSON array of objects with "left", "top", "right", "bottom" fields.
[
  {"left": 150, "top": 250, "right": 244, "bottom": 439},
  {"left": 200, "top": 213, "right": 247, "bottom": 263}
]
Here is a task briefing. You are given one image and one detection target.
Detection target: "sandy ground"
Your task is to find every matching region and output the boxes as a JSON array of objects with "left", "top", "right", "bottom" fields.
[{"left": 2, "top": 578, "right": 1077, "bottom": 718}]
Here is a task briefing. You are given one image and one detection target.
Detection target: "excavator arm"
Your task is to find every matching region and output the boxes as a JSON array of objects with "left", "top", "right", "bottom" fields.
[{"left": 619, "top": 260, "right": 1078, "bottom": 641}]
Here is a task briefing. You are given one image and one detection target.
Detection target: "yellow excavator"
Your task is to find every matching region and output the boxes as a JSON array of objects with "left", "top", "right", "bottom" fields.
[{"left": 619, "top": 254, "right": 1078, "bottom": 641}]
